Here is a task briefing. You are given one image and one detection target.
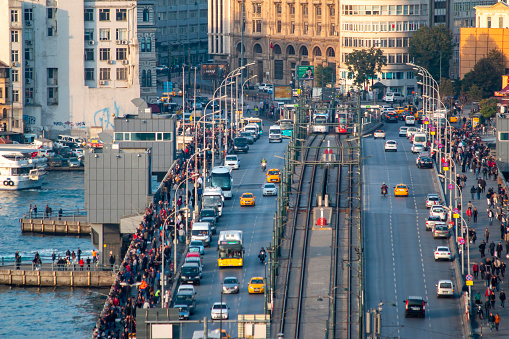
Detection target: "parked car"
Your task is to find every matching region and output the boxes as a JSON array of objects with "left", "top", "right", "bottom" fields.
[{"left": 69, "top": 157, "right": 81, "bottom": 167}]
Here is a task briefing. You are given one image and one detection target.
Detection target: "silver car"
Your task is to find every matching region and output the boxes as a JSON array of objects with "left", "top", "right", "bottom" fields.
[
  {"left": 222, "top": 277, "right": 239, "bottom": 294},
  {"left": 262, "top": 183, "right": 278, "bottom": 196}
]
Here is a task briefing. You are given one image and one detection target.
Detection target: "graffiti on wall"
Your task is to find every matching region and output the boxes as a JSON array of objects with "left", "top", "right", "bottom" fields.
[
  {"left": 53, "top": 121, "right": 86, "bottom": 128},
  {"left": 93, "top": 101, "right": 135, "bottom": 130},
  {"left": 23, "top": 115, "right": 37, "bottom": 125}
]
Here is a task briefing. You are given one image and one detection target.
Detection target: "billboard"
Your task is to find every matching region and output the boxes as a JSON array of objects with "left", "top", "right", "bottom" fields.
[
  {"left": 274, "top": 86, "right": 292, "bottom": 101},
  {"left": 297, "top": 65, "right": 314, "bottom": 80},
  {"left": 201, "top": 63, "right": 229, "bottom": 80}
]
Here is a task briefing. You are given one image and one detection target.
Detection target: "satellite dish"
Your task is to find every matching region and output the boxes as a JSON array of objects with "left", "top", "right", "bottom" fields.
[{"left": 98, "top": 132, "right": 113, "bottom": 144}]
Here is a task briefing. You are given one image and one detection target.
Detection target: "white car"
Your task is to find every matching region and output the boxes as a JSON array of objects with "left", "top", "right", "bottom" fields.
[
  {"left": 384, "top": 140, "right": 397, "bottom": 152},
  {"left": 374, "top": 130, "right": 386, "bottom": 139},
  {"left": 426, "top": 194, "right": 441, "bottom": 208},
  {"left": 436, "top": 280, "right": 454, "bottom": 298},
  {"left": 177, "top": 284, "right": 197, "bottom": 295},
  {"left": 405, "top": 116, "right": 416, "bottom": 125},
  {"left": 434, "top": 246, "right": 452, "bottom": 261},
  {"left": 399, "top": 126, "right": 408, "bottom": 137},
  {"left": 224, "top": 155, "right": 240, "bottom": 169},
  {"left": 211, "top": 302, "right": 229, "bottom": 319},
  {"left": 411, "top": 143, "right": 426, "bottom": 153},
  {"left": 406, "top": 127, "right": 419, "bottom": 138},
  {"left": 262, "top": 183, "right": 278, "bottom": 196},
  {"left": 430, "top": 205, "right": 447, "bottom": 221}
]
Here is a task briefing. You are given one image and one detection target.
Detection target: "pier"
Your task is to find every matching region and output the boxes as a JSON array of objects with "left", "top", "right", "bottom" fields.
[{"left": 20, "top": 209, "right": 90, "bottom": 235}]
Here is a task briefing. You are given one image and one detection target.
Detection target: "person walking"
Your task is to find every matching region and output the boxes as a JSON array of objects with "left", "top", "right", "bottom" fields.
[
  {"left": 473, "top": 207, "right": 478, "bottom": 223},
  {"left": 477, "top": 185, "right": 482, "bottom": 200},
  {"left": 488, "top": 209, "right": 494, "bottom": 226},
  {"left": 489, "top": 241, "right": 496, "bottom": 257},
  {"left": 489, "top": 312, "right": 496, "bottom": 331},
  {"left": 496, "top": 242, "right": 503, "bottom": 258},
  {"left": 500, "top": 290, "right": 506, "bottom": 308},
  {"left": 471, "top": 186, "right": 476, "bottom": 200},
  {"left": 479, "top": 240, "right": 486, "bottom": 258},
  {"left": 15, "top": 251, "right": 21, "bottom": 270},
  {"left": 473, "top": 262, "right": 479, "bottom": 279},
  {"left": 467, "top": 207, "right": 472, "bottom": 223},
  {"left": 495, "top": 313, "right": 501, "bottom": 331},
  {"left": 485, "top": 228, "right": 491, "bottom": 243}
]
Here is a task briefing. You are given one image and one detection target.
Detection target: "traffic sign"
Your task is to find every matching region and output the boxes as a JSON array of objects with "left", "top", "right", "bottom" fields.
[
  {"left": 438, "top": 144, "right": 443, "bottom": 149},
  {"left": 448, "top": 184, "right": 454, "bottom": 190},
  {"left": 466, "top": 274, "right": 473, "bottom": 281},
  {"left": 453, "top": 208, "right": 459, "bottom": 214},
  {"left": 444, "top": 167, "right": 449, "bottom": 171},
  {"left": 467, "top": 280, "right": 473, "bottom": 286},
  {"left": 458, "top": 237, "right": 466, "bottom": 245},
  {"left": 453, "top": 213, "right": 459, "bottom": 218},
  {"left": 443, "top": 162, "right": 449, "bottom": 167},
  {"left": 425, "top": 121, "right": 429, "bottom": 125},
  {"left": 431, "top": 131, "right": 435, "bottom": 135}
]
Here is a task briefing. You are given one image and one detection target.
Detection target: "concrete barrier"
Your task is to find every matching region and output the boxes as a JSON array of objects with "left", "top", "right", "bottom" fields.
[
  {"left": 20, "top": 218, "right": 91, "bottom": 235},
  {"left": 0, "top": 269, "right": 114, "bottom": 287}
]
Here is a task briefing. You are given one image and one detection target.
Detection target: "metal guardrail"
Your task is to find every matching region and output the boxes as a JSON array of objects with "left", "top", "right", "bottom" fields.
[{"left": 23, "top": 208, "right": 87, "bottom": 219}]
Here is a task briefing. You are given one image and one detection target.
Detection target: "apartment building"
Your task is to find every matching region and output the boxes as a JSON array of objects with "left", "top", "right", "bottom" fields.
[
  {"left": 0, "top": 0, "right": 141, "bottom": 138},
  {"left": 0, "top": 61, "right": 14, "bottom": 135},
  {"left": 138, "top": 1, "right": 157, "bottom": 103},
  {"left": 209, "top": 0, "right": 435, "bottom": 95},
  {"left": 156, "top": 0, "right": 209, "bottom": 68}
]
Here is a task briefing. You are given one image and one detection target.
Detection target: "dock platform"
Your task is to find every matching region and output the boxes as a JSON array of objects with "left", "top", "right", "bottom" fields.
[{"left": 20, "top": 216, "right": 91, "bottom": 235}]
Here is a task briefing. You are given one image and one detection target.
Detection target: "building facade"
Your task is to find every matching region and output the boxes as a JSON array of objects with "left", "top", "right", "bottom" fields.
[
  {"left": 138, "top": 1, "right": 157, "bottom": 104},
  {"left": 0, "top": 0, "right": 141, "bottom": 139},
  {"left": 210, "top": 0, "right": 437, "bottom": 95},
  {"left": 0, "top": 61, "right": 15, "bottom": 134},
  {"left": 459, "top": 1, "right": 509, "bottom": 79},
  {"left": 156, "top": 0, "right": 209, "bottom": 69}
]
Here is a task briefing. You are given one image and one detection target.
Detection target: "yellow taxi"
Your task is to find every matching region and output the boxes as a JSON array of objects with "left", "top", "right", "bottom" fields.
[
  {"left": 449, "top": 116, "right": 458, "bottom": 123},
  {"left": 240, "top": 192, "right": 256, "bottom": 206},
  {"left": 395, "top": 107, "right": 405, "bottom": 114},
  {"left": 394, "top": 184, "right": 409, "bottom": 197},
  {"left": 266, "top": 169, "right": 281, "bottom": 183},
  {"left": 248, "top": 277, "right": 265, "bottom": 294}
]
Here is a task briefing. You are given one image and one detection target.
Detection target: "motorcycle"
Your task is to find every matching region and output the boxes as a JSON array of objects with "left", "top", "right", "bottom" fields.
[
  {"left": 381, "top": 187, "right": 387, "bottom": 197},
  {"left": 258, "top": 251, "right": 266, "bottom": 263},
  {"left": 261, "top": 162, "right": 267, "bottom": 172}
]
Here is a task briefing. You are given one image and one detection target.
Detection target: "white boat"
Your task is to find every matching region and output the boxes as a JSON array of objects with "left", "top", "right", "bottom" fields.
[{"left": 0, "top": 148, "right": 48, "bottom": 190}]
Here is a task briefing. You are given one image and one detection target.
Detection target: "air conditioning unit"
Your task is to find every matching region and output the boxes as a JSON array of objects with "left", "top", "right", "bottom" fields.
[
  {"left": 99, "top": 80, "right": 107, "bottom": 85},
  {"left": 26, "top": 79, "right": 31, "bottom": 84},
  {"left": 122, "top": 40, "right": 128, "bottom": 45},
  {"left": 25, "top": 40, "right": 32, "bottom": 45},
  {"left": 25, "top": 98, "right": 34, "bottom": 105},
  {"left": 107, "top": 60, "right": 114, "bottom": 64},
  {"left": 116, "top": 40, "right": 122, "bottom": 44},
  {"left": 88, "top": 40, "right": 95, "bottom": 45},
  {"left": 122, "top": 60, "right": 129, "bottom": 65},
  {"left": 26, "top": 21, "right": 32, "bottom": 26},
  {"left": 11, "top": 62, "right": 20, "bottom": 67}
]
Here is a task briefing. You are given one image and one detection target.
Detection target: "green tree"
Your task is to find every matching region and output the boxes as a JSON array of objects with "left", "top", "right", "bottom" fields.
[
  {"left": 466, "top": 84, "right": 483, "bottom": 102},
  {"left": 479, "top": 98, "right": 499, "bottom": 119},
  {"left": 315, "top": 65, "right": 335, "bottom": 87},
  {"left": 345, "top": 47, "right": 386, "bottom": 89},
  {"left": 439, "top": 78, "right": 454, "bottom": 99},
  {"left": 462, "top": 49, "right": 506, "bottom": 99},
  {"left": 408, "top": 25, "right": 453, "bottom": 81}
]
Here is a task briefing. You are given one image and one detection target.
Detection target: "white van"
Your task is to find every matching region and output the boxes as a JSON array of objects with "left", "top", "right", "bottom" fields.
[
  {"left": 405, "top": 115, "right": 416, "bottom": 125},
  {"left": 191, "top": 222, "right": 211, "bottom": 247},
  {"left": 269, "top": 125, "right": 282, "bottom": 143},
  {"left": 201, "top": 187, "right": 224, "bottom": 216},
  {"left": 244, "top": 124, "right": 259, "bottom": 140},
  {"left": 413, "top": 132, "right": 427, "bottom": 145}
]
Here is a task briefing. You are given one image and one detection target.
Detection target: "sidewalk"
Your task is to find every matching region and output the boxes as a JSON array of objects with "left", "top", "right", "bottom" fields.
[{"left": 460, "top": 171, "right": 508, "bottom": 336}]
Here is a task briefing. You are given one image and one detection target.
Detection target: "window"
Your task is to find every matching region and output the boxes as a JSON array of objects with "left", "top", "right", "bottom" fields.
[
  {"left": 276, "top": 4, "right": 281, "bottom": 15},
  {"left": 303, "top": 23, "right": 308, "bottom": 35},
  {"left": 254, "top": 44, "right": 262, "bottom": 54},
  {"left": 116, "top": 9, "right": 127, "bottom": 21},
  {"left": 140, "top": 37, "right": 146, "bottom": 52},
  {"left": 47, "top": 87, "right": 58, "bottom": 105},
  {"left": 12, "top": 90, "right": 20, "bottom": 102},
  {"left": 313, "top": 47, "right": 322, "bottom": 57},
  {"left": 100, "top": 48, "right": 111, "bottom": 61},
  {"left": 11, "top": 10, "right": 19, "bottom": 23},
  {"left": 25, "top": 88, "right": 33, "bottom": 99},
  {"left": 11, "top": 30, "right": 19, "bottom": 43},
  {"left": 487, "top": 17, "right": 492, "bottom": 28},
  {"left": 84, "top": 8, "right": 94, "bottom": 21},
  {"left": 330, "top": 23, "right": 336, "bottom": 35},
  {"left": 289, "top": 4, "right": 295, "bottom": 15},
  {"left": 290, "top": 22, "right": 295, "bottom": 34},
  {"left": 327, "top": 47, "right": 335, "bottom": 57},
  {"left": 146, "top": 37, "right": 152, "bottom": 52},
  {"left": 24, "top": 8, "right": 33, "bottom": 21},
  {"left": 47, "top": 8, "right": 56, "bottom": 19},
  {"left": 316, "top": 23, "right": 321, "bottom": 34},
  {"left": 117, "top": 68, "right": 127, "bottom": 81},
  {"left": 316, "top": 5, "right": 322, "bottom": 17},
  {"left": 287, "top": 45, "right": 295, "bottom": 55},
  {"left": 116, "top": 28, "right": 127, "bottom": 40},
  {"left": 500, "top": 132, "right": 509, "bottom": 141},
  {"left": 100, "top": 68, "right": 111, "bottom": 80},
  {"left": 274, "top": 44, "right": 282, "bottom": 54},
  {"left": 300, "top": 46, "right": 308, "bottom": 56},
  {"left": 303, "top": 5, "right": 308, "bottom": 16},
  {"left": 100, "top": 29, "right": 111, "bottom": 41},
  {"left": 277, "top": 21, "right": 282, "bottom": 33},
  {"left": 274, "top": 60, "right": 283, "bottom": 79},
  {"left": 330, "top": 5, "right": 335, "bottom": 16},
  {"left": 11, "top": 50, "right": 19, "bottom": 62},
  {"left": 85, "top": 29, "right": 94, "bottom": 41},
  {"left": 253, "top": 3, "right": 261, "bottom": 14},
  {"left": 85, "top": 68, "right": 94, "bottom": 81},
  {"left": 47, "top": 27, "right": 54, "bottom": 37},
  {"left": 85, "top": 49, "right": 94, "bottom": 61},
  {"left": 47, "top": 68, "right": 58, "bottom": 85},
  {"left": 143, "top": 9, "right": 149, "bottom": 22},
  {"left": 25, "top": 68, "right": 33, "bottom": 80},
  {"left": 99, "top": 9, "right": 110, "bottom": 21},
  {"left": 11, "top": 70, "right": 19, "bottom": 82},
  {"left": 25, "top": 48, "right": 32, "bottom": 60},
  {"left": 252, "top": 20, "right": 261, "bottom": 33},
  {"left": 116, "top": 48, "right": 127, "bottom": 60}
]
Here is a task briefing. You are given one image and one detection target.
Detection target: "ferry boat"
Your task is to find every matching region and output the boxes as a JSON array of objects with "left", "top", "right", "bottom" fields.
[{"left": 0, "top": 148, "right": 48, "bottom": 190}]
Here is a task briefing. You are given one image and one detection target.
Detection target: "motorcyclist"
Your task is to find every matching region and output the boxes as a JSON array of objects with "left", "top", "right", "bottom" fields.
[
  {"left": 261, "top": 158, "right": 267, "bottom": 171},
  {"left": 381, "top": 182, "right": 388, "bottom": 195},
  {"left": 258, "top": 247, "right": 266, "bottom": 262}
]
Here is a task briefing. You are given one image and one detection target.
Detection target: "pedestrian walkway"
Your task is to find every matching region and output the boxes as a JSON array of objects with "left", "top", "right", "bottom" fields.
[{"left": 461, "top": 170, "right": 508, "bottom": 336}]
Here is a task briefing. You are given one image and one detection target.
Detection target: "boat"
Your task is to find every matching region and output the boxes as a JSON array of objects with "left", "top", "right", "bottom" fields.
[{"left": 0, "top": 148, "right": 48, "bottom": 190}]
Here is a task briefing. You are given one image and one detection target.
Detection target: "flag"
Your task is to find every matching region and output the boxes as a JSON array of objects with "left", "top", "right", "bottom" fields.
[{"left": 270, "top": 42, "right": 274, "bottom": 49}]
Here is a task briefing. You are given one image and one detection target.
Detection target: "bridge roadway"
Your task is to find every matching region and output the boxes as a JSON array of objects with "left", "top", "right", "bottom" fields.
[
  {"left": 363, "top": 122, "right": 465, "bottom": 338},
  {"left": 181, "top": 123, "right": 288, "bottom": 338}
]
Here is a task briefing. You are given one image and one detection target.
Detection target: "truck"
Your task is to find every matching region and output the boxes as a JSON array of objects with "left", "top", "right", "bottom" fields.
[
  {"left": 269, "top": 125, "right": 282, "bottom": 143},
  {"left": 192, "top": 329, "right": 230, "bottom": 339},
  {"left": 202, "top": 187, "right": 224, "bottom": 216}
]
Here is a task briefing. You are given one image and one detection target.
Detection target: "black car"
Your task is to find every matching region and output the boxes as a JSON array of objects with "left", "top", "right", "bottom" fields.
[
  {"left": 417, "top": 156, "right": 433, "bottom": 169},
  {"left": 233, "top": 137, "right": 249, "bottom": 153},
  {"left": 384, "top": 113, "right": 398, "bottom": 123},
  {"left": 173, "top": 291, "right": 196, "bottom": 314},
  {"left": 404, "top": 296, "right": 426, "bottom": 318},
  {"left": 181, "top": 263, "right": 201, "bottom": 285}
]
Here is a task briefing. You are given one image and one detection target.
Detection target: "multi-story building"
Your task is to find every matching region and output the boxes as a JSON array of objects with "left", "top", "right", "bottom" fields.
[
  {"left": 138, "top": 1, "right": 157, "bottom": 104},
  {"left": 209, "top": 0, "right": 433, "bottom": 96},
  {"left": 0, "top": 61, "right": 17, "bottom": 135},
  {"left": 156, "top": 0, "right": 209, "bottom": 68},
  {"left": 0, "top": 0, "right": 141, "bottom": 139}
]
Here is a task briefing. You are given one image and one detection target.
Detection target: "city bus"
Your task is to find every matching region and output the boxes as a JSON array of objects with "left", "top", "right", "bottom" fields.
[
  {"left": 336, "top": 111, "right": 349, "bottom": 134},
  {"left": 209, "top": 166, "right": 233, "bottom": 199},
  {"left": 217, "top": 230, "right": 244, "bottom": 267},
  {"left": 278, "top": 119, "right": 293, "bottom": 137},
  {"left": 243, "top": 118, "right": 263, "bottom": 135}
]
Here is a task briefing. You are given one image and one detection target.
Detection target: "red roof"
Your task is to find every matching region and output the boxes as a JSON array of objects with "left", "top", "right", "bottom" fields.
[
  {"left": 148, "top": 104, "right": 161, "bottom": 113},
  {"left": 495, "top": 85, "right": 509, "bottom": 97}
]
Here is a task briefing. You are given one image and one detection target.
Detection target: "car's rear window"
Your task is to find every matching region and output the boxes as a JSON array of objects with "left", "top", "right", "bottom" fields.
[
  {"left": 440, "top": 282, "right": 452, "bottom": 288},
  {"left": 407, "top": 299, "right": 423, "bottom": 306}
]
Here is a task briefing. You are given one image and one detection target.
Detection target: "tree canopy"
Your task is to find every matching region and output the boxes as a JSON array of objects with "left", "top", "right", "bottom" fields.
[
  {"left": 315, "top": 65, "right": 335, "bottom": 87},
  {"left": 344, "top": 47, "right": 386, "bottom": 89},
  {"left": 408, "top": 25, "right": 453, "bottom": 81},
  {"left": 462, "top": 49, "right": 506, "bottom": 99},
  {"left": 479, "top": 98, "right": 499, "bottom": 119}
]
